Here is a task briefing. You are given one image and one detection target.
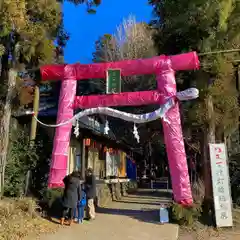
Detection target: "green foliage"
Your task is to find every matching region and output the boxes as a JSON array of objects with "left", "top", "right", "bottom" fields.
[
  {"left": 170, "top": 202, "right": 202, "bottom": 225},
  {"left": 0, "top": 0, "right": 61, "bottom": 66},
  {"left": 0, "top": 44, "right": 4, "bottom": 56},
  {"left": 150, "top": 0, "right": 240, "bottom": 138},
  {"left": 42, "top": 188, "right": 63, "bottom": 208},
  {"left": 150, "top": 0, "right": 239, "bottom": 55},
  {"left": 186, "top": 66, "right": 239, "bottom": 136},
  {"left": 0, "top": 0, "right": 101, "bottom": 74},
  {"left": 31, "top": 127, "right": 55, "bottom": 198},
  {"left": 0, "top": 0, "right": 101, "bottom": 199},
  {"left": 41, "top": 188, "right": 64, "bottom": 217},
  {"left": 229, "top": 153, "right": 240, "bottom": 205},
  {"left": 4, "top": 126, "right": 39, "bottom": 197}
]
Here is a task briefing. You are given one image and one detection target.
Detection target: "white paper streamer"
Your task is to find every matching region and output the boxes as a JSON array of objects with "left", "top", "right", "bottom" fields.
[
  {"left": 74, "top": 120, "right": 80, "bottom": 137},
  {"left": 104, "top": 120, "right": 110, "bottom": 135},
  {"left": 133, "top": 124, "right": 140, "bottom": 143}
]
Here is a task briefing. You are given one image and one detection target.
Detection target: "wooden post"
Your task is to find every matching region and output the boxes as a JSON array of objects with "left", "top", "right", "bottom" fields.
[
  {"left": 25, "top": 86, "right": 39, "bottom": 195},
  {"left": 30, "top": 86, "right": 40, "bottom": 143}
]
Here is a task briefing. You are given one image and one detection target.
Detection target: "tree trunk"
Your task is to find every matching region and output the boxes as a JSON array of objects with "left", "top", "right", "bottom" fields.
[
  {"left": 234, "top": 64, "right": 240, "bottom": 141},
  {"left": 201, "top": 94, "right": 216, "bottom": 224},
  {"left": 202, "top": 95, "right": 215, "bottom": 199},
  {"left": 0, "top": 69, "right": 17, "bottom": 196},
  {"left": 216, "top": 126, "right": 224, "bottom": 142}
]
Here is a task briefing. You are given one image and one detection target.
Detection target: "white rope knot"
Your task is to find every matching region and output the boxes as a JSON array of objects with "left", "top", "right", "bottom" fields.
[{"left": 176, "top": 88, "right": 199, "bottom": 101}]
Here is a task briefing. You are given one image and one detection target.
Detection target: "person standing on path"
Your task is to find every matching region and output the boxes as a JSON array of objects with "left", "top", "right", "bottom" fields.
[
  {"left": 60, "top": 171, "right": 82, "bottom": 226},
  {"left": 85, "top": 168, "right": 96, "bottom": 221}
]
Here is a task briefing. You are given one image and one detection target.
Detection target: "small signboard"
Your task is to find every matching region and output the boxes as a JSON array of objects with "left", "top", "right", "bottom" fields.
[
  {"left": 209, "top": 143, "right": 233, "bottom": 227},
  {"left": 106, "top": 69, "right": 121, "bottom": 94}
]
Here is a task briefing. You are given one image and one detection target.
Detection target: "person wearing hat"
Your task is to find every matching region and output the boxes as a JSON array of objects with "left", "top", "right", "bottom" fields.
[{"left": 85, "top": 168, "right": 96, "bottom": 220}]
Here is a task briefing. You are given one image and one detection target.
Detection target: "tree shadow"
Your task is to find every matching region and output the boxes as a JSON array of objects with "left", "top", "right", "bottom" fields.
[
  {"left": 95, "top": 189, "right": 173, "bottom": 224},
  {"left": 42, "top": 189, "right": 172, "bottom": 226},
  {"left": 129, "top": 189, "right": 173, "bottom": 199},
  {"left": 48, "top": 197, "right": 63, "bottom": 219},
  {"left": 45, "top": 216, "right": 61, "bottom": 225},
  {"left": 39, "top": 197, "right": 64, "bottom": 224},
  {"left": 198, "top": 202, "right": 216, "bottom": 227},
  {"left": 114, "top": 200, "right": 169, "bottom": 206},
  {"left": 96, "top": 206, "right": 161, "bottom": 224}
]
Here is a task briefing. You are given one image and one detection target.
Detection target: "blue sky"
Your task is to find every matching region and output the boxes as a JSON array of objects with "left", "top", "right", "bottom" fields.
[{"left": 63, "top": 0, "right": 152, "bottom": 64}]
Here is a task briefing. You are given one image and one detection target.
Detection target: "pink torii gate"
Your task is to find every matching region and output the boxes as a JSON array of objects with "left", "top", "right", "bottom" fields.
[{"left": 40, "top": 52, "right": 200, "bottom": 205}]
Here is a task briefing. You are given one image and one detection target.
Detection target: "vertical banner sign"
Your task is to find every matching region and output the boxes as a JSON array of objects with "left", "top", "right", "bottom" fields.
[
  {"left": 106, "top": 69, "right": 121, "bottom": 94},
  {"left": 209, "top": 143, "right": 233, "bottom": 227}
]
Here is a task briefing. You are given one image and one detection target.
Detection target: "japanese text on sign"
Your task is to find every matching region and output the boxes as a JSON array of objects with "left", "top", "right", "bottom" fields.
[
  {"left": 106, "top": 69, "right": 121, "bottom": 94},
  {"left": 209, "top": 143, "right": 233, "bottom": 227}
]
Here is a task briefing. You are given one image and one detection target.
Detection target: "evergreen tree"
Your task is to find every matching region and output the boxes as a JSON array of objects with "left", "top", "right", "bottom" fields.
[
  {"left": 0, "top": 0, "right": 101, "bottom": 195},
  {"left": 149, "top": 0, "right": 240, "bottom": 201}
]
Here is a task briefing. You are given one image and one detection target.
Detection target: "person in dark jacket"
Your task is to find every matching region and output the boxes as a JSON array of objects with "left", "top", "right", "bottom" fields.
[
  {"left": 85, "top": 168, "right": 96, "bottom": 220},
  {"left": 60, "top": 171, "right": 82, "bottom": 226}
]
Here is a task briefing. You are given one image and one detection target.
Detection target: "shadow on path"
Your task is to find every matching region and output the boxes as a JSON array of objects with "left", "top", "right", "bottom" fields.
[
  {"left": 96, "top": 189, "right": 172, "bottom": 225},
  {"left": 96, "top": 207, "right": 160, "bottom": 224},
  {"left": 114, "top": 200, "right": 164, "bottom": 206},
  {"left": 130, "top": 189, "right": 172, "bottom": 199},
  {"left": 45, "top": 189, "right": 172, "bottom": 226}
]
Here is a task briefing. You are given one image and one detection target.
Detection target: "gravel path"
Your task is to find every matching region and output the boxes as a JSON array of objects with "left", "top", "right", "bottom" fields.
[{"left": 38, "top": 189, "right": 179, "bottom": 240}]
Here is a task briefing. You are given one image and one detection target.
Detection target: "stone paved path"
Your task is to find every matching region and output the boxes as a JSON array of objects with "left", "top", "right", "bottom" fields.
[{"left": 38, "top": 189, "right": 178, "bottom": 240}]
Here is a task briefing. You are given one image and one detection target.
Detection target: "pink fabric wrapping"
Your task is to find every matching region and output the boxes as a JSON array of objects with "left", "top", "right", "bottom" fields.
[
  {"left": 169, "top": 52, "right": 199, "bottom": 71},
  {"left": 48, "top": 65, "right": 77, "bottom": 188},
  {"left": 73, "top": 90, "right": 160, "bottom": 109},
  {"left": 157, "top": 58, "right": 193, "bottom": 205},
  {"left": 43, "top": 52, "right": 199, "bottom": 201},
  {"left": 40, "top": 52, "right": 199, "bottom": 81}
]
